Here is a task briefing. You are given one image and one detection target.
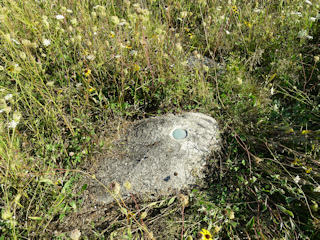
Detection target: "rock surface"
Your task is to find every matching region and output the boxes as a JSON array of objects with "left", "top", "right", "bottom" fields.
[{"left": 89, "top": 112, "right": 220, "bottom": 203}]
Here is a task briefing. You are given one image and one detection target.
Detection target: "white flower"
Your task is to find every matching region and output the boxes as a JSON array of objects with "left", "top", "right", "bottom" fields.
[
  {"left": 271, "top": 87, "right": 274, "bottom": 95},
  {"left": 298, "top": 29, "right": 308, "bottom": 38},
  {"left": 118, "top": 21, "right": 127, "bottom": 26},
  {"left": 43, "top": 38, "right": 51, "bottom": 46},
  {"left": 86, "top": 55, "right": 96, "bottom": 60},
  {"left": 293, "top": 175, "right": 300, "bottom": 184},
  {"left": 4, "top": 94, "right": 12, "bottom": 100},
  {"left": 13, "top": 111, "right": 22, "bottom": 122},
  {"left": 310, "top": 17, "right": 316, "bottom": 22},
  {"left": 305, "top": 0, "right": 312, "bottom": 5},
  {"left": 66, "top": 9, "right": 73, "bottom": 13},
  {"left": 7, "top": 120, "right": 19, "bottom": 129},
  {"left": 291, "top": 12, "right": 302, "bottom": 16},
  {"left": 0, "top": 109, "right": 5, "bottom": 113},
  {"left": 314, "top": 186, "right": 320, "bottom": 192},
  {"left": 226, "top": 30, "right": 230, "bottom": 34},
  {"left": 55, "top": 15, "right": 65, "bottom": 20},
  {"left": 110, "top": 16, "right": 120, "bottom": 25},
  {"left": 130, "top": 50, "right": 138, "bottom": 56},
  {"left": 70, "top": 18, "right": 77, "bottom": 25},
  {"left": 306, "top": 35, "right": 313, "bottom": 39}
]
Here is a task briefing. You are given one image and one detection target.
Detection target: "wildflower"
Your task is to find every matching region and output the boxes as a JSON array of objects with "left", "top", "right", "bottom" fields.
[
  {"left": 110, "top": 16, "right": 120, "bottom": 25},
  {"left": 8, "top": 120, "right": 19, "bottom": 129},
  {"left": 271, "top": 87, "right": 274, "bottom": 95},
  {"left": 176, "top": 43, "right": 183, "bottom": 52},
  {"left": 314, "top": 56, "right": 319, "bottom": 62},
  {"left": 13, "top": 111, "right": 22, "bottom": 122},
  {"left": 66, "top": 9, "right": 73, "bottom": 13},
  {"left": 109, "top": 181, "right": 121, "bottom": 195},
  {"left": 228, "top": 211, "right": 235, "bottom": 219},
  {"left": 180, "top": 11, "right": 188, "bottom": 18},
  {"left": 130, "top": 50, "right": 138, "bottom": 57},
  {"left": 179, "top": 194, "right": 189, "bottom": 207},
  {"left": 123, "top": 181, "right": 132, "bottom": 190},
  {"left": 4, "top": 94, "right": 12, "bottom": 100},
  {"left": 314, "top": 186, "right": 320, "bottom": 192},
  {"left": 20, "top": 52, "right": 26, "bottom": 59},
  {"left": 292, "top": 159, "right": 301, "bottom": 166},
  {"left": 1, "top": 209, "right": 12, "bottom": 220},
  {"left": 298, "top": 29, "right": 308, "bottom": 38},
  {"left": 69, "top": 152, "right": 74, "bottom": 157},
  {"left": 70, "top": 18, "right": 77, "bottom": 25},
  {"left": 46, "top": 81, "right": 54, "bottom": 87},
  {"left": 244, "top": 21, "right": 252, "bottom": 28},
  {"left": 0, "top": 66, "right": 4, "bottom": 71},
  {"left": 55, "top": 15, "right": 65, "bottom": 20},
  {"left": 226, "top": 30, "right": 230, "bottom": 34},
  {"left": 43, "top": 38, "right": 51, "bottom": 46},
  {"left": 118, "top": 21, "right": 127, "bottom": 26},
  {"left": 310, "top": 17, "right": 316, "bottom": 22},
  {"left": 232, "top": 5, "right": 238, "bottom": 14},
  {"left": 133, "top": 64, "right": 140, "bottom": 71},
  {"left": 305, "top": 166, "right": 312, "bottom": 173},
  {"left": 86, "top": 55, "right": 96, "bottom": 61},
  {"left": 293, "top": 175, "right": 300, "bottom": 184},
  {"left": 88, "top": 87, "right": 95, "bottom": 92},
  {"left": 83, "top": 68, "right": 91, "bottom": 77},
  {"left": 214, "top": 226, "right": 222, "bottom": 233},
  {"left": 301, "top": 130, "right": 311, "bottom": 135},
  {"left": 109, "top": 31, "right": 115, "bottom": 37},
  {"left": 199, "top": 229, "right": 212, "bottom": 240},
  {"left": 69, "top": 229, "right": 81, "bottom": 240},
  {"left": 21, "top": 39, "right": 32, "bottom": 46}
]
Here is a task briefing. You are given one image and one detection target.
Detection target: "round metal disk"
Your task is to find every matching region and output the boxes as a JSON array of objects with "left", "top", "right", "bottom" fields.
[{"left": 172, "top": 129, "right": 188, "bottom": 140}]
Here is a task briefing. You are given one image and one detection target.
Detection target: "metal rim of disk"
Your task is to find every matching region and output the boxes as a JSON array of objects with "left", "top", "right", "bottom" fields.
[{"left": 172, "top": 128, "right": 188, "bottom": 140}]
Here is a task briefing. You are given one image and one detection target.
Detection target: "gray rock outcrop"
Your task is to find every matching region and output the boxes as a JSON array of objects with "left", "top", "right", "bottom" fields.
[{"left": 89, "top": 112, "right": 220, "bottom": 203}]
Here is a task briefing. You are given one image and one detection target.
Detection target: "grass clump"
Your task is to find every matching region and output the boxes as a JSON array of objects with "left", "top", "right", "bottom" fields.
[{"left": 0, "top": 0, "right": 320, "bottom": 239}]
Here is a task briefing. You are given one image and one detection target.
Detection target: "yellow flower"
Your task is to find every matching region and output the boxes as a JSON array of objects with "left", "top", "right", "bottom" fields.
[
  {"left": 83, "top": 68, "right": 91, "bottom": 77},
  {"left": 244, "top": 21, "right": 252, "bottom": 28},
  {"left": 133, "top": 64, "right": 140, "bottom": 71},
  {"left": 83, "top": 49, "right": 89, "bottom": 55},
  {"left": 305, "top": 166, "right": 312, "bottom": 174},
  {"left": 232, "top": 5, "right": 238, "bottom": 14},
  {"left": 200, "top": 229, "right": 212, "bottom": 240},
  {"left": 292, "top": 159, "right": 301, "bottom": 166},
  {"left": 88, "top": 87, "right": 95, "bottom": 92}
]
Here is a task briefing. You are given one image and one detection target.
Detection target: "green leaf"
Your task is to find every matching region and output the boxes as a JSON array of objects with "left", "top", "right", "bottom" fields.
[
  {"left": 73, "top": 118, "right": 82, "bottom": 122},
  {"left": 39, "top": 178, "right": 54, "bottom": 185},
  {"left": 168, "top": 196, "right": 176, "bottom": 206},
  {"left": 276, "top": 204, "right": 294, "bottom": 218},
  {"left": 28, "top": 216, "right": 42, "bottom": 220},
  {"left": 69, "top": 200, "right": 77, "bottom": 211},
  {"left": 246, "top": 216, "right": 255, "bottom": 229},
  {"left": 77, "top": 184, "right": 87, "bottom": 195}
]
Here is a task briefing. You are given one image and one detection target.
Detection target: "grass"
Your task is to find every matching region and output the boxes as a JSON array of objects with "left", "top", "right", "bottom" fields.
[{"left": 0, "top": 0, "right": 320, "bottom": 239}]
